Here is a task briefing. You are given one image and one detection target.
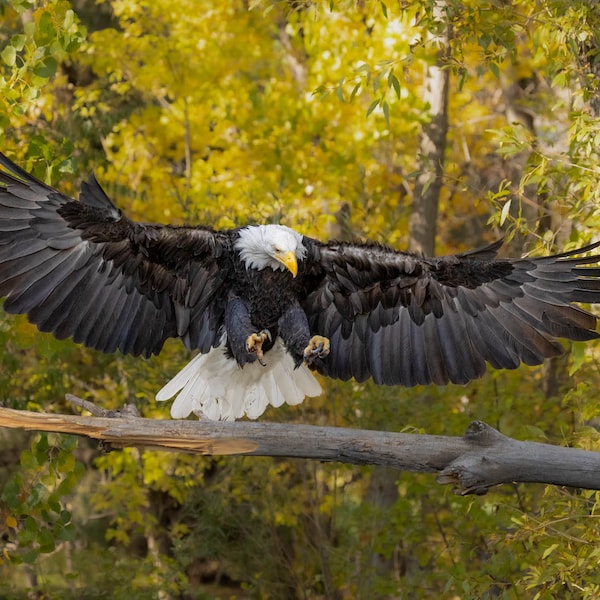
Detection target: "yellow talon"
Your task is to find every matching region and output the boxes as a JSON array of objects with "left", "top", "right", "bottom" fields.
[
  {"left": 246, "top": 330, "right": 271, "bottom": 366},
  {"left": 303, "top": 335, "right": 330, "bottom": 364}
]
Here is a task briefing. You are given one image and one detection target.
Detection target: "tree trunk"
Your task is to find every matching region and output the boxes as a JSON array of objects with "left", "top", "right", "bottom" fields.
[
  {"left": 361, "top": 466, "right": 400, "bottom": 598},
  {"left": 408, "top": 0, "right": 451, "bottom": 256}
]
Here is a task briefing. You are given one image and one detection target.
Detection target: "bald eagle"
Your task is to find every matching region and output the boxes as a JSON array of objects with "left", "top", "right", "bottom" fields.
[{"left": 1, "top": 153, "right": 600, "bottom": 420}]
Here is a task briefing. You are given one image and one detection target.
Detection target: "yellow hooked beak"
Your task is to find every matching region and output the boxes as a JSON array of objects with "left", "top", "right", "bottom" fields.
[{"left": 276, "top": 250, "right": 298, "bottom": 278}]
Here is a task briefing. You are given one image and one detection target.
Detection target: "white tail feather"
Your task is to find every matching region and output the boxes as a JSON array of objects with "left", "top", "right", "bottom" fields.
[{"left": 156, "top": 338, "right": 322, "bottom": 420}]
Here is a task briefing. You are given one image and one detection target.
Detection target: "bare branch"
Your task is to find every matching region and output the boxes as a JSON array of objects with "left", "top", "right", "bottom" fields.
[{"left": 0, "top": 399, "right": 599, "bottom": 495}]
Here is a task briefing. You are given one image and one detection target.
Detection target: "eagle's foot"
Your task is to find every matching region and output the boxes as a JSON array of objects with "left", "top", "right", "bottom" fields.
[
  {"left": 303, "top": 335, "right": 330, "bottom": 367},
  {"left": 246, "top": 329, "right": 272, "bottom": 366}
]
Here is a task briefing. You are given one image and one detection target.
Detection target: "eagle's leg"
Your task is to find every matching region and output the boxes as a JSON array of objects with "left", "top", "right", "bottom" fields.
[
  {"left": 278, "top": 303, "right": 330, "bottom": 368},
  {"left": 246, "top": 330, "right": 272, "bottom": 366},
  {"left": 303, "top": 335, "right": 330, "bottom": 367},
  {"left": 225, "top": 296, "right": 273, "bottom": 366}
]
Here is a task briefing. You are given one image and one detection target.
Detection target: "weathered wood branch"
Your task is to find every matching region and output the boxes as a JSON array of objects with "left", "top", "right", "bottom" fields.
[{"left": 0, "top": 397, "right": 599, "bottom": 495}]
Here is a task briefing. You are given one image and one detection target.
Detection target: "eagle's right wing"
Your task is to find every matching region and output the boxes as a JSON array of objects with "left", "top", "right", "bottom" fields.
[
  {"left": 303, "top": 238, "right": 600, "bottom": 386},
  {"left": 0, "top": 153, "right": 228, "bottom": 357}
]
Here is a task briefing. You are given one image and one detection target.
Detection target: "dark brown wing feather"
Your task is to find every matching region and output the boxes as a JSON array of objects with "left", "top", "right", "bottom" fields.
[
  {"left": 302, "top": 238, "right": 600, "bottom": 385},
  {"left": 0, "top": 153, "right": 229, "bottom": 357}
]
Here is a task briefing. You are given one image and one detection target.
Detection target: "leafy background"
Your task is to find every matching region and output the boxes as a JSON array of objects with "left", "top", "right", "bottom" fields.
[{"left": 1, "top": 0, "right": 600, "bottom": 598}]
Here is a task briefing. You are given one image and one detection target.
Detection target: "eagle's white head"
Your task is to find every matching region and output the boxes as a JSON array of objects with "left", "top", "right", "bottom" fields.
[{"left": 235, "top": 224, "right": 307, "bottom": 276}]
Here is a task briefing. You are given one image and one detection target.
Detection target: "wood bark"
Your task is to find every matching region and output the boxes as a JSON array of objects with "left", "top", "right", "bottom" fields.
[
  {"left": 407, "top": 0, "right": 450, "bottom": 256},
  {"left": 1, "top": 400, "right": 600, "bottom": 496}
]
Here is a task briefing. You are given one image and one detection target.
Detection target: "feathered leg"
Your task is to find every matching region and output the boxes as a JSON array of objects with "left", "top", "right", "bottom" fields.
[
  {"left": 278, "top": 303, "right": 330, "bottom": 368},
  {"left": 224, "top": 296, "right": 273, "bottom": 366}
]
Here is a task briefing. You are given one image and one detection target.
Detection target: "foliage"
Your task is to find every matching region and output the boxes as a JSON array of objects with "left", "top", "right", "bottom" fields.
[{"left": 1, "top": 0, "right": 600, "bottom": 598}]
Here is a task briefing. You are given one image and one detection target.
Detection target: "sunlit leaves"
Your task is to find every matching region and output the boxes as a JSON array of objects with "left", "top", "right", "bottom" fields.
[{"left": 1, "top": 44, "right": 17, "bottom": 66}]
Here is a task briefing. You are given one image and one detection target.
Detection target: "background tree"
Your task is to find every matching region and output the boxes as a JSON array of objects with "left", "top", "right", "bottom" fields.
[{"left": 1, "top": 0, "right": 600, "bottom": 598}]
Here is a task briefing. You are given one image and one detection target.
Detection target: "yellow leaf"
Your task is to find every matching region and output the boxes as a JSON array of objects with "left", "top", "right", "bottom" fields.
[{"left": 5, "top": 514, "right": 17, "bottom": 528}]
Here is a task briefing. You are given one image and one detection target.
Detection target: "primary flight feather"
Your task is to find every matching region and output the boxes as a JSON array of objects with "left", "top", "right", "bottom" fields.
[{"left": 1, "top": 152, "right": 600, "bottom": 420}]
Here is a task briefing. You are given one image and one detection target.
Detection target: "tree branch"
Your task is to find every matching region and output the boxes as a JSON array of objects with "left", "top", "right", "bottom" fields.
[{"left": 0, "top": 398, "right": 599, "bottom": 495}]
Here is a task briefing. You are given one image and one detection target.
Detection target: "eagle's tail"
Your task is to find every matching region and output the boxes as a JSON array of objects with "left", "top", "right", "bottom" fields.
[{"left": 155, "top": 338, "right": 322, "bottom": 420}]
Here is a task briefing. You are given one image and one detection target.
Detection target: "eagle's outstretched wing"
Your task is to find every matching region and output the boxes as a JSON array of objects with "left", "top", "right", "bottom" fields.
[
  {"left": 0, "top": 153, "right": 228, "bottom": 357},
  {"left": 303, "top": 239, "right": 600, "bottom": 386}
]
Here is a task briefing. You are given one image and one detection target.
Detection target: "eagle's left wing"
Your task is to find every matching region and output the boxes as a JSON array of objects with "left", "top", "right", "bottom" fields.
[
  {"left": 302, "top": 239, "right": 600, "bottom": 386},
  {"left": 0, "top": 153, "right": 229, "bottom": 358}
]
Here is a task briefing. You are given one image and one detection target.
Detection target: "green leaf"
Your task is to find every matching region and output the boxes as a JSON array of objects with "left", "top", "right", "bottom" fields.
[
  {"left": 24, "top": 516, "right": 38, "bottom": 533},
  {"left": 20, "top": 449, "right": 37, "bottom": 469},
  {"left": 34, "top": 433, "right": 50, "bottom": 464},
  {"left": 569, "top": 341, "right": 587, "bottom": 376},
  {"left": 388, "top": 71, "right": 401, "bottom": 99},
  {"left": 38, "top": 529, "right": 56, "bottom": 554},
  {"left": 21, "top": 549, "right": 40, "bottom": 564},
  {"left": 366, "top": 98, "right": 380, "bottom": 117},
  {"left": 1, "top": 45, "right": 17, "bottom": 67},
  {"left": 57, "top": 475, "right": 76, "bottom": 496},
  {"left": 422, "top": 173, "right": 434, "bottom": 196},
  {"left": 7, "top": 0, "right": 34, "bottom": 15},
  {"left": 47, "top": 495, "right": 62, "bottom": 515},
  {"left": 336, "top": 77, "right": 345, "bottom": 102},
  {"left": 551, "top": 71, "right": 566, "bottom": 88},
  {"left": 349, "top": 82, "right": 361, "bottom": 102},
  {"left": 57, "top": 447, "right": 75, "bottom": 472},
  {"left": 33, "top": 56, "right": 57, "bottom": 79},
  {"left": 57, "top": 523, "right": 76, "bottom": 541},
  {"left": 2, "top": 480, "right": 22, "bottom": 511},
  {"left": 11, "top": 34, "right": 26, "bottom": 51},
  {"left": 458, "top": 67, "right": 467, "bottom": 91},
  {"left": 382, "top": 100, "right": 390, "bottom": 128},
  {"left": 542, "top": 543, "right": 559, "bottom": 560},
  {"left": 38, "top": 11, "right": 56, "bottom": 41}
]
